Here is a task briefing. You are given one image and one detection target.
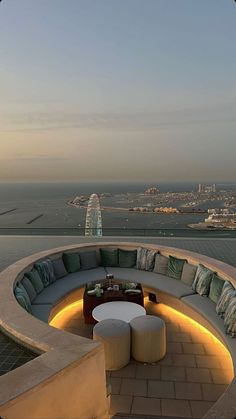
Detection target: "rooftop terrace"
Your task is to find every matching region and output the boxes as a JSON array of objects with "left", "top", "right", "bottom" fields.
[
  {"left": 51, "top": 297, "right": 233, "bottom": 418},
  {"left": 0, "top": 236, "right": 236, "bottom": 418}
]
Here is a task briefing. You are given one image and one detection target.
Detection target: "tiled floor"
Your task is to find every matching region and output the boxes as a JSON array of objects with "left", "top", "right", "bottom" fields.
[
  {"left": 0, "top": 333, "right": 37, "bottom": 376},
  {"left": 51, "top": 299, "right": 234, "bottom": 419}
]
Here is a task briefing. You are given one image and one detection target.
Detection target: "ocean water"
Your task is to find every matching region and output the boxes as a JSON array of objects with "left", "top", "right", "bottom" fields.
[
  {"left": 0, "top": 180, "right": 198, "bottom": 201},
  {"left": 0, "top": 181, "right": 235, "bottom": 235}
]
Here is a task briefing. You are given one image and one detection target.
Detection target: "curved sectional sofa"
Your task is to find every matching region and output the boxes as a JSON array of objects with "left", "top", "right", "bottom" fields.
[{"left": 0, "top": 242, "right": 236, "bottom": 419}]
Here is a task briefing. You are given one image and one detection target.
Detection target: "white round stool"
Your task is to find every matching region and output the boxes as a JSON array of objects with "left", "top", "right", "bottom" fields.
[
  {"left": 93, "top": 319, "right": 130, "bottom": 370},
  {"left": 130, "top": 315, "right": 166, "bottom": 363}
]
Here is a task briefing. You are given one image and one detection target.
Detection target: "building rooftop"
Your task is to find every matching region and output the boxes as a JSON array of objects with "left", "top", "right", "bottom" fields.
[{"left": 0, "top": 235, "right": 236, "bottom": 417}]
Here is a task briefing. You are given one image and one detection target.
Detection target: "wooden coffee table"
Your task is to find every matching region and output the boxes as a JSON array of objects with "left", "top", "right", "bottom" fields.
[{"left": 83, "top": 283, "right": 144, "bottom": 324}]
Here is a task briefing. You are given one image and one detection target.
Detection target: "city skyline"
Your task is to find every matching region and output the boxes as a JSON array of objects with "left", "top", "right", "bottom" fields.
[{"left": 0, "top": 0, "right": 236, "bottom": 182}]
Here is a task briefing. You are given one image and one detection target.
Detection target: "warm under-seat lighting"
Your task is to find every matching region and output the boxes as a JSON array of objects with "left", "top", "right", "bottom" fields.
[
  {"left": 49, "top": 299, "right": 83, "bottom": 329},
  {"left": 157, "top": 303, "right": 226, "bottom": 345},
  {"left": 49, "top": 297, "right": 233, "bottom": 378},
  {"left": 146, "top": 301, "right": 233, "bottom": 373}
]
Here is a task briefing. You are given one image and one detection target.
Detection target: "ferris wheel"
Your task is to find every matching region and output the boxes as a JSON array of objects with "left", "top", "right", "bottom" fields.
[{"left": 85, "top": 193, "right": 102, "bottom": 237}]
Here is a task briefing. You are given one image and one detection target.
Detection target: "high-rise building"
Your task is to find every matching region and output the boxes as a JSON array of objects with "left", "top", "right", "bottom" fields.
[
  {"left": 198, "top": 183, "right": 216, "bottom": 193},
  {"left": 198, "top": 183, "right": 203, "bottom": 193}
]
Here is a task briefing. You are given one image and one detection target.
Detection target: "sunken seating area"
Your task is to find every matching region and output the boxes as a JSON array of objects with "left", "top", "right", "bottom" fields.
[{"left": 0, "top": 242, "right": 236, "bottom": 418}]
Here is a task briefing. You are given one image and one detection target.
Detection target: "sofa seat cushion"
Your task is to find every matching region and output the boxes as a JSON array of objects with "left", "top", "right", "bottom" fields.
[
  {"left": 31, "top": 304, "right": 52, "bottom": 322},
  {"left": 181, "top": 294, "right": 236, "bottom": 363},
  {"left": 105, "top": 267, "right": 195, "bottom": 299},
  {"left": 33, "top": 267, "right": 107, "bottom": 305}
]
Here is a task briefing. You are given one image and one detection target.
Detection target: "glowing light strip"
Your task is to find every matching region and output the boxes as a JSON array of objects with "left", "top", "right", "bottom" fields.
[
  {"left": 49, "top": 297, "right": 232, "bottom": 369},
  {"left": 155, "top": 303, "right": 232, "bottom": 357},
  {"left": 49, "top": 299, "right": 83, "bottom": 326}
]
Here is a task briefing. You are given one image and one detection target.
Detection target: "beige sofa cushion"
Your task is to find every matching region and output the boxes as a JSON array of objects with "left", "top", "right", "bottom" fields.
[{"left": 181, "top": 263, "right": 197, "bottom": 286}]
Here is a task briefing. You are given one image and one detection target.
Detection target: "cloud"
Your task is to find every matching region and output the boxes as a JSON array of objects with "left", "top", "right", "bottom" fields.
[
  {"left": 0, "top": 99, "right": 235, "bottom": 134},
  {"left": 0, "top": 153, "right": 71, "bottom": 162}
]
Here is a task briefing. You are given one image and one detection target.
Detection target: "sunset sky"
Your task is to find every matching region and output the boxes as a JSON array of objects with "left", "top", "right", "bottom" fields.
[{"left": 0, "top": 0, "right": 236, "bottom": 182}]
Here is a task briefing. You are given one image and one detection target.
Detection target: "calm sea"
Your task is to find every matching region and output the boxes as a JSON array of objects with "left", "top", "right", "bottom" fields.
[
  {"left": 0, "top": 181, "right": 198, "bottom": 201},
  {"left": 0, "top": 181, "right": 235, "bottom": 235}
]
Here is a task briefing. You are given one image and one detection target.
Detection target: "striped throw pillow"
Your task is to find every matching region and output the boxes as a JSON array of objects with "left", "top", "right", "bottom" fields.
[
  {"left": 136, "top": 248, "right": 156, "bottom": 271},
  {"left": 35, "top": 259, "right": 56, "bottom": 287},
  {"left": 216, "top": 281, "right": 236, "bottom": 318},
  {"left": 192, "top": 264, "right": 214, "bottom": 296},
  {"left": 224, "top": 295, "right": 236, "bottom": 337}
]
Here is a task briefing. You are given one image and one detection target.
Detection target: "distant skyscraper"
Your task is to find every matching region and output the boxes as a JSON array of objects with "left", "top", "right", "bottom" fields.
[
  {"left": 198, "top": 183, "right": 216, "bottom": 193},
  {"left": 198, "top": 184, "right": 203, "bottom": 193}
]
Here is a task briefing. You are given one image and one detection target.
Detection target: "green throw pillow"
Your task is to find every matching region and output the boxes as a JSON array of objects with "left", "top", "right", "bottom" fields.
[
  {"left": 118, "top": 249, "right": 137, "bottom": 268},
  {"left": 100, "top": 248, "right": 118, "bottom": 267},
  {"left": 21, "top": 276, "right": 37, "bottom": 302},
  {"left": 208, "top": 274, "right": 225, "bottom": 304},
  {"left": 25, "top": 269, "right": 44, "bottom": 294},
  {"left": 14, "top": 285, "right": 32, "bottom": 313},
  {"left": 167, "top": 256, "right": 186, "bottom": 280},
  {"left": 62, "top": 252, "right": 81, "bottom": 273},
  {"left": 192, "top": 264, "right": 214, "bottom": 296}
]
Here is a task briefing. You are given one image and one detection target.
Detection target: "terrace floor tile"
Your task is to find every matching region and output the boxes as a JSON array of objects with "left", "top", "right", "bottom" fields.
[
  {"left": 167, "top": 331, "right": 192, "bottom": 343},
  {"left": 210, "top": 368, "right": 233, "bottom": 384},
  {"left": 172, "top": 353, "right": 197, "bottom": 367},
  {"left": 148, "top": 380, "right": 175, "bottom": 399},
  {"left": 131, "top": 396, "right": 161, "bottom": 415},
  {"left": 182, "top": 342, "right": 205, "bottom": 355},
  {"left": 201, "top": 383, "right": 228, "bottom": 401},
  {"left": 186, "top": 367, "right": 212, "bottom": 383},
  {"left": 120, "top": 378, "right": 147, "bottom": 397},
  {"left": 167, "top": 342, "right": 183, "bottom": 354},
  {"left": 161, "top": 398, "right": 192, "bottom": 418},
  {"left": 111, "top": 363, "right": 137, "bottom": 378},
  {"left": 175, "top": 381, "right": 203, "bottom": 400},
  {"left": 195, "top": 355, "right": 221, "bottom": 369},
  {"left": 109, "top": 377, "right": 122, "bottom": 394},
  {"left": 135, "top": 364, "right": 160, "bottom": 380},
  {"left": 110, "top": 395, "right": 132, "bottom": 415},
  {"left": 157, "top": 353, "right": 173, "bottom": 366},
  {"left": 190, "top": 400, "right": 214, "bottom": 418},
  {"left": 166, "top": 322, "right": 181, "bottom": 333},
  {"left": 161, "top": 365, "right": 186, "bottom": 382}
]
